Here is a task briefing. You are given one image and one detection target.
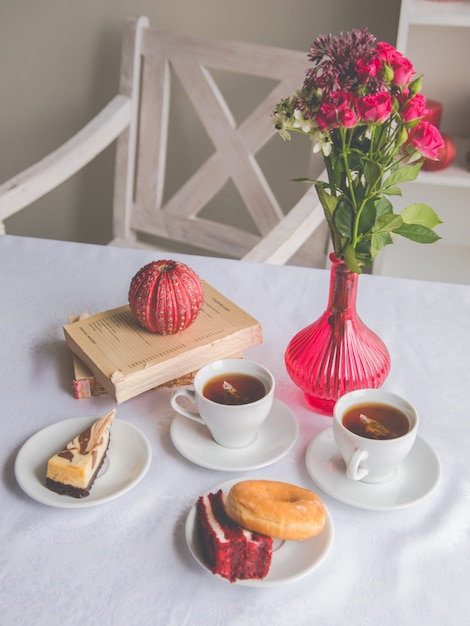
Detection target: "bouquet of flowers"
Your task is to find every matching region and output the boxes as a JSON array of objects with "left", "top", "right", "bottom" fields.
[{"left": 273, "top": 28, "right": 444, "bottom": 272}]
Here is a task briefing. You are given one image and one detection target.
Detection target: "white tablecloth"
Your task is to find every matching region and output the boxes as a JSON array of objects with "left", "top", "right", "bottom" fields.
[{"left": 1, "top": 235, "right": 469, "bottom": 626}]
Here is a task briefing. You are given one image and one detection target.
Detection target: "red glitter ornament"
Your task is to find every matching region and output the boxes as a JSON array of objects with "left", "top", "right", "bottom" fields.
[{"left": 128, "top": 260, "right": 204, "bottom": 334}]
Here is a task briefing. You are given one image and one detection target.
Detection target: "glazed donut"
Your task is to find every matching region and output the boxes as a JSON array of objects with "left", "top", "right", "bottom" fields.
[{"left": 225, "top": 480, "right": 326, "bottom": 541}]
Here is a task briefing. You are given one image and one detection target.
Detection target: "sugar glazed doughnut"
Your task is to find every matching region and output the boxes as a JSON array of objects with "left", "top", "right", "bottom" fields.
[{"left": 225, "top": 480, "right": 326, "bottom": 541}]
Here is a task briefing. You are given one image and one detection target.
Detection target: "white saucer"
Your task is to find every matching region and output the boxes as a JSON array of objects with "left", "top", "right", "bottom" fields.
[
  {"left": 170, "top": 398, "right": 298, "bottom": 471},
  {"left": 305, "top": 427, "right": 441, "bottom": 511},
  {"left": 15, "top": 416, "right": 152, "bottom": 508},
  {"left": 185, "top": 477, "right": 334, "bottom": 587}
]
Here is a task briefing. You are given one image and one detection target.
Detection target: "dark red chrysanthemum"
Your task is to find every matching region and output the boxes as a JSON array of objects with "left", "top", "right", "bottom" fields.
[{"left": 303, "top": 28, "right": 387, "bottom": 98}]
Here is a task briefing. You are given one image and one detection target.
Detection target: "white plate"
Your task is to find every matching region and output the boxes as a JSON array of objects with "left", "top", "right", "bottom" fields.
[
  {"left": 185, "top": 477, "right": 334, "bottom": 587},
  {"left": 170, "top": 398, "right": 298, "bottom": 471},
  {"left": 305, "top": 426, "right": 441, "bottom": 511},
  {"left": 15, "top": 416, "right": 152, "bottom": 508}
]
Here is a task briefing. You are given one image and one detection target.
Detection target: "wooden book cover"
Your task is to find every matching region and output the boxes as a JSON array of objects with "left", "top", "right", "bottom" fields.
[{"left": 63, "top": 282, "right": 262, "bottom": 403}]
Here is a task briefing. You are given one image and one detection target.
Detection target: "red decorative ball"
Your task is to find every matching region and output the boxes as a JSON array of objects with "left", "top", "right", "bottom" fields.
[
  {"left": 422, "top": 133, "right": 456, "bottom": 172},
  {"left": 128, "top": 260, "right": 204, "bottom": 334}
]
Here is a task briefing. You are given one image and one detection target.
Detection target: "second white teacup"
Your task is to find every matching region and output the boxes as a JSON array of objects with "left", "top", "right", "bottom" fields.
[
  {"left": 170, "top": 359, "right": 275, "bottom": 448},
  {"left": 333, "top": 389, "right": 419, "bottom": 484}
]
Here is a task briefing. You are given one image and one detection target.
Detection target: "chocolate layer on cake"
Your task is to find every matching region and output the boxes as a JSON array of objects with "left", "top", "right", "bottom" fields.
[{"left": 45, "top": 410, "right": 115, "bottom": 498}]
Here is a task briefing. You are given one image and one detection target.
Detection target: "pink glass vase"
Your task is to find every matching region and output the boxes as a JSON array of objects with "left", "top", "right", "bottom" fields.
[{"left": 285, "top": 253, "right": 391, "bottom": 415}]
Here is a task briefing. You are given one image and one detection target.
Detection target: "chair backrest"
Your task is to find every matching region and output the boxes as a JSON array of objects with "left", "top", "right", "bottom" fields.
[{"left": 0, "top": 16, "right": 328, "bottom": 267}]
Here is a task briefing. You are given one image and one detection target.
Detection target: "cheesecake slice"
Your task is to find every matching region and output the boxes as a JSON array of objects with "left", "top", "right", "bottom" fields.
[{"left": 45, "top": 409, "right": 116, "bottom": 498}]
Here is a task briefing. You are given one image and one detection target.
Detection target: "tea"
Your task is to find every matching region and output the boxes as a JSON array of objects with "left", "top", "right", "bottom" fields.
[
  {"left": 203, "top": 373, "right": 265, "bottom": 405},
  {"left": 342, "top": 402, "right": 409, "bottom": 440}
]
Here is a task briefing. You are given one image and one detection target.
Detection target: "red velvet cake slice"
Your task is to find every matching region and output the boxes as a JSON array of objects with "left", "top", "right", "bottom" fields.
[{"left": 196, "top": 489, "right": 272, "bottom": 582}]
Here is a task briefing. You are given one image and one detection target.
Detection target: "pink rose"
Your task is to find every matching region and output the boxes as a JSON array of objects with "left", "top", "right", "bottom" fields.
[
  {"left": 375, "top": 41, "right": 414, "bottom": 87},
  {"left": 356, "top": 92, "right": 392, "bottom": 123},
  {"left": 356, "top": 57, "right": 382, "bottom": 80},
  {"left": 391, "top": 55, "right": 414, "bottom": 87},
  {"left": 401, "top": 93, "right": 426, "bottom": 123},
  {"left": 316, "top": 92, "right": 356, "bottom": 130},
  {"left": 316, "top": 102, "right": 339, "bottom": 130},
  {"left": 374, "top": 42, "right": 397, "bottom": 64},
  {"left": 338, "top": 107, "right": 358, "bottom": 129},
  {"left": 409, "top": 121, "right": 444, "bottom": 159}
]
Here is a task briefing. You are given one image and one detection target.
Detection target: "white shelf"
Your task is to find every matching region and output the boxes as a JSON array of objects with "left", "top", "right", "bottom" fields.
[
  {"left": 409, "top": 1, "right": 470, "bottom": 27},
  {"left": 378, "top": 0, "right": 470, "bottom": 284}
]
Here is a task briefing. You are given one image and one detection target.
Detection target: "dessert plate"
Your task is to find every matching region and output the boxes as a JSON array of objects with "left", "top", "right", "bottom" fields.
[
  {"left": 170, "top": 398, "right": 298, "bottom": 471},
  {"left": 305, "top": 426, "right": 441, "bottom": 511},
  {"left": 15, "top": 416, "right": 152, "bottom": 509},
  {"left": 185, "top": 477, "right": 334, "bottom": 587}
]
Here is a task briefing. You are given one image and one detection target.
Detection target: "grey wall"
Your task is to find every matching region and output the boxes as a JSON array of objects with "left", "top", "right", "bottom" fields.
[{"left": 1, "top": 0, "right": 401, "bottom": 245}]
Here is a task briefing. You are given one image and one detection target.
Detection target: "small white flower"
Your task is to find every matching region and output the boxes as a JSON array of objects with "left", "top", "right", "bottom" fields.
[
  {"left": 312, "top": 131, "right": 332, "bottom": 157},
  {"left": 293, "top": 109, "right": 313, "bottom": 133},
  {"left": 321, "top": 142, "right": 332, "bottom": 157}
]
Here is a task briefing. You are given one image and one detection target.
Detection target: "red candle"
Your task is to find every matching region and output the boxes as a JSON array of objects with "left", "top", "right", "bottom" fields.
[{"left": 423, "top": 99, "right": 442, "bottom": 129}]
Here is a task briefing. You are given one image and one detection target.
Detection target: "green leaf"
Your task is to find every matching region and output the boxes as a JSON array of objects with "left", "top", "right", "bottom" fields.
[
  {"left": 371, "top": 232, "right": 393, "bottom": 257},
  {"left": 344, "top": 244, "right": 362, "bottom": 273},
  {"left": 400, "top": 203, "right": 443, "bottom": 228},
  {"left": 347, "top": 151, "right": 362, "bottom": 171},
  {"left": 404, "top": 118, "right": 420, "bottom": 130},
  {"left": 375, "top": 196, "right": 393, "bottom": 217},
  {"left": 363, "top": 160, "right": 382, "bottom": 187},
  {"left": 334, "top": 199, "right": 354, "bottom": 237},
  {"left": 357, "top": 199, "right": 376, "bottom": 234},
  {"left": 383, "top": 186, "right": 402, "bottom": 196},
  {"left": 352, "top": 180, "right": 366, "bottom": 207},
  {"left": 383, "top": 163, "right": 421, "bottom": 188},
  {"left": 373, "top": 213, "right": 403, "bottom": 233},
  {"left": 315, "top": 183, "right": 342, "bottom": 253},
  {"left": 328, "top": 153, "right": 346, "bottom": 189},
  {"left": 394, "top": 223, "right": 442, "bottom": 243},
  {"left": 315, "top": 183, "right": 339, "bottom": 221},
  {"left": 355, "top": 240, "right": 373, "bottom": 267}
]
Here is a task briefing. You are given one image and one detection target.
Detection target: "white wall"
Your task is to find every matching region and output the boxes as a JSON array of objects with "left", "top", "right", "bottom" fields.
[{"left": 0, "top": 0, "right": 401, "bottom": 244}]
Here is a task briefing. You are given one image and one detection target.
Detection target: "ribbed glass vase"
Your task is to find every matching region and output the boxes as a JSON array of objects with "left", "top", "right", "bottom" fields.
[{"left": 285, "top": 253, "right": 391, "bottom": 415}]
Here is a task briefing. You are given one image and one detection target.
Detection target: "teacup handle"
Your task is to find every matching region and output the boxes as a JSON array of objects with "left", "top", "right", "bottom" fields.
[
  {"left": 170, "top": 388, "right": 205, "bottom": 425},
  {"left": 346, "top": 448, "right": 369, "bottom": 481}
]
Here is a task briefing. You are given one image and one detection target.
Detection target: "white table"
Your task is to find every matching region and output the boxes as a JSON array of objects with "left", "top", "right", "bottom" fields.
[{"left": 1, "top": 235, "right": 469, "bottom": 626}]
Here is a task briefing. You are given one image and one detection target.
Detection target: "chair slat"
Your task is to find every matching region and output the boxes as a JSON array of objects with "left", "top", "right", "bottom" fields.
[
  {"left": 130, "top": 205, "right": 261, "bottom": 257},
  {"left": 242, "top": 186, "right": 326, "bottom": 264}
]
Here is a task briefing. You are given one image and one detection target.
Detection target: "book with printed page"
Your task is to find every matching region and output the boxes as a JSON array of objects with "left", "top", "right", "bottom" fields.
[
  {"left": 68, "top": 314, "right": 199, "bottom": 399},
  {"left": 63, "top": 281, "right": 262, "bottom": 403}
]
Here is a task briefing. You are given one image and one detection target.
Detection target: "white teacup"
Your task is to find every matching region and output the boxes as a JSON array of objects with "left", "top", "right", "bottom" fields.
[
  {"left": 170, "top": 359, "right": 275, "bottom": 448},
  {"left": 333, "top": 389, "right": 418, "bottom": 483}
]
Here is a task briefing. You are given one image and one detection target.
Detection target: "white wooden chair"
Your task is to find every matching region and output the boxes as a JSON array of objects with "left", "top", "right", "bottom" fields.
[{"left": 0, "top": 16, "right": 329, "bottom": 267}]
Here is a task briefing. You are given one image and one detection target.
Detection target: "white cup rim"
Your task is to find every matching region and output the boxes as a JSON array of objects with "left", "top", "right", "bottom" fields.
[
  {"left": 193, "top": 358, "right": 275, "bottom": 407},
  {"left": 333, "top": 389, "right": 418, "bottom": 441}
]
